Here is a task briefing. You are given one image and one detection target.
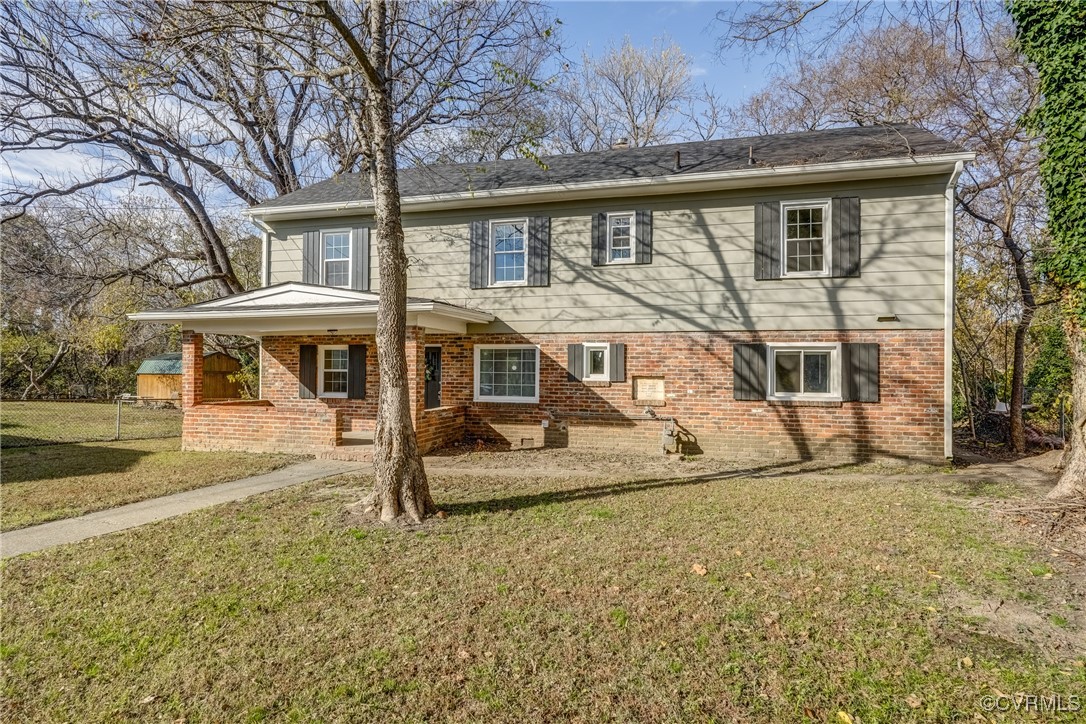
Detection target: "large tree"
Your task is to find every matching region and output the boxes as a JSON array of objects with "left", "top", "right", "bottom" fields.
[
  {"left": 1009, "top": 0, "right": 1086, "bottom": 498},
  {"left": 148, "top": 0, "right": 555, "bottom": 522}
]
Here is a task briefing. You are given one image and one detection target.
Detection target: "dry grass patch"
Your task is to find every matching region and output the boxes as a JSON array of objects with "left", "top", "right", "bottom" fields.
[
  {"left": 0, "top": 438, "right": 302, "bottom": 530},
  {"left": 2, "top": 462, "right": 1083, "bottom": 721}
]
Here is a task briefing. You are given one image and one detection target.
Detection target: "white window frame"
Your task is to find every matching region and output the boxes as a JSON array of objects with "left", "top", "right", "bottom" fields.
[
  {"left": 489, "top": 218, "right": 529, "bottom": 287},
  {"left": 318, "top": 344, "right": 349, "bottom": 399},
  {"left": 321, "top": 228, "right": 353, "bottom": 288},
  {"left": 766, "top": 342, "right": 841, "bottom": 401},
  {"left": 583, "top": 342, "right": 610, "bottom": 381},
  {"left": 780, "top": 200, "right": 831, "bottom": 278},
  {"left": 606, "top": 211, "right": 636, "bottom": 265},
  {"left": 473, "top": 344, "right": 540, "bottom": 403}
]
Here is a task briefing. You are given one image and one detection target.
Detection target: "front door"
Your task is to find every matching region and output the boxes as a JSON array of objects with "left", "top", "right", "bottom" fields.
[{"left": 424, "top": 346, "right": 442, "bottom": 409}]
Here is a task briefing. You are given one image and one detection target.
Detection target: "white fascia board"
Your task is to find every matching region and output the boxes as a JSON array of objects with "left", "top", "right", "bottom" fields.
[
  {"left": 246, "top": 153, "right": 977, "bottom": 222},
  {"left": 128, "top": 301, "right": 494, "bottom": 325}
]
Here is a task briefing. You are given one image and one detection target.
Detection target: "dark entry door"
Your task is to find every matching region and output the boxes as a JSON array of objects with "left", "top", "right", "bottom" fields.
[{"left": 424, "top": 346, "right": 442, "bottom": 409}]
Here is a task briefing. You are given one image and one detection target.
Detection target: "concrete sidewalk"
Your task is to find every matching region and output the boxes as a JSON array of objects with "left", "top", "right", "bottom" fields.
[{"left": 2, "top": 458, "right": 367, "bottom": 558}]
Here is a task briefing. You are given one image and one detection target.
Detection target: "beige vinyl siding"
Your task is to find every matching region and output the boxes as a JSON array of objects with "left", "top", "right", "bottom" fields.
[{"left": 266, "top": 173, "right": 951, "bottom": 333}]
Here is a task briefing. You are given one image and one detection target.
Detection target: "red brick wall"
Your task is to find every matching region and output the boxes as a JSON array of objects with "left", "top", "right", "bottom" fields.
[
  {"left": 181, "top": 328, "right": 945, "bottom": 463},
  {"left": 182, "top": 400, "right": 339, "bottom": 454},
  {"left": 181, "top": 331, "right": 203, "bottom": 408},
  {"left": 259, "top": 334, "right": 381, "bottom": 434},
  {"left": 423, "top": 329, "right": 945, "bottom": 463}
]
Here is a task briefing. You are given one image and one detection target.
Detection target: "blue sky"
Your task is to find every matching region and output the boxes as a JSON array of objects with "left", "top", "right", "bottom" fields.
[{"left": 549, "top": 0, "right": 779, "bottom": 104}]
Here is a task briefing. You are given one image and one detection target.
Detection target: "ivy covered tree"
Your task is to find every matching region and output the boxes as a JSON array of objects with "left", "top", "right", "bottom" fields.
[{"left": 1009, "top": 0, "right": 1086, "bottom": 497}]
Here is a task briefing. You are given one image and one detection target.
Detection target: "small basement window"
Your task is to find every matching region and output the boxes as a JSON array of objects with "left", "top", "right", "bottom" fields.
[
  {"left": 583, "top": 343, "right": 609, "bottom": 381},
  {"left": 768, "top": 344, "right": 839, "bottom": 400}
]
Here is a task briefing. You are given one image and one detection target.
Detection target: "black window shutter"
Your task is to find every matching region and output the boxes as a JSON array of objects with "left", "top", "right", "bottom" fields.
[
  {"left": 733, "top": 343, "right": 768, "bottom": 400},
  {"left": 348, "top": 344, "right": 366, "bottom": 399},
  {"left": 299, "top": 344, "right": 318, "bottom": 399},
  {"left": 608, "top": 343, "right": 626, "bottom": 382},
  {"left": 528, "top": 216, "right": 550, "bottom": 287},
  {"left": 302, "top": 231, "right": 321, "bottom": 284},
  {"left": 352, "top": 228, "right": 370, "bottom": 291},
  {"left": 831, "top": 197, "right": 861, "bottom": 278},
  {"left": 591, "top": 212, "right": 606, "bottom": 266},
  {"left": 469, "top": 220, "right": 489, "bottom": 289},
  {"left": 567, "top": 343, "right": 584, "bottom": 381},
  {"left": 841, "top": 343, "right": 879, "bottom": 402},
  {"left": 754, "top": 202, "right": 781, "bottom": 280},
  {"left": 635, "top": 210, "right": 653, "bottom": 264}
]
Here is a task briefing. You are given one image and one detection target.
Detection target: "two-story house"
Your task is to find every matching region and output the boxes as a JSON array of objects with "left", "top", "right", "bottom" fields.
[{"left": 131, "top": 124, "right": 972, "bottom": 463}]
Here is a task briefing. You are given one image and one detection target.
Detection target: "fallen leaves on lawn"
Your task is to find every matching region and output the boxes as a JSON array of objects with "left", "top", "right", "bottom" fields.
[{"left": 691, "top": 563, "right": 707, "bottom": 576}]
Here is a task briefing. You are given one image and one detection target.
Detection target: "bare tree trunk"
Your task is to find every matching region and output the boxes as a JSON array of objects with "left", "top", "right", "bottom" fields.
[
  {"left": 359, "top": 0, "right": 434, "bottom": 523},
  {"left": 18, "top": 341, "right": 68, "bottom": 400},
  {"left": 1007, "top": 238, "right": 1037, "bottom": 454},
  {"left": 954, "top": 344, "right": 977, "bottom": 440},
  {"left": 1048, "top": 318, "right": 1086, "bottom": 499}
]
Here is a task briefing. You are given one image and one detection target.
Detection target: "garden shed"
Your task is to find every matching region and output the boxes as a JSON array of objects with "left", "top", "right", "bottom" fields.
[{"left": 136, "top": 352, "right": 241, "bottom": 402}]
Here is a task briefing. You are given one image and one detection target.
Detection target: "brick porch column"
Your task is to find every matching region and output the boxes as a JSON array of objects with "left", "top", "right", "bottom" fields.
[
  {"left": 405, "top": 326, "right": 427, "bottom": 425},
  {"left": 181, "top": 330, "right": 204, "bottom": 408}
]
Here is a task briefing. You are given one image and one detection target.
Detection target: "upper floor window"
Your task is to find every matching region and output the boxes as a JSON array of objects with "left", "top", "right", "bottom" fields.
[
  {"left": 491, "top": 220, "right": 527, "bottom": 285},
  {"left": 782, "top": 202, "right": 830, "bottom": 277},
  {"left": 322, "top": 230, "right": 351, "bottom": 287},
  {"left": 607, "top": 212, "right": 634, "bottom": 264}
]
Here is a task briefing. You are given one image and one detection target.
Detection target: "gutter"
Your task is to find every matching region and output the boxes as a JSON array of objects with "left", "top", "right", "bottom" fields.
[
  {"left": 944, "top": 160, "right": 965, "bottom": 460},
  {"left": 246, "top": 152, "right": 976, "bottom": 221}
]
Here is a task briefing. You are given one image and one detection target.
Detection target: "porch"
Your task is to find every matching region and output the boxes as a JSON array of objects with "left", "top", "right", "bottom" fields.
[{"left": 129, "top": 283, "right": 493, "bottom": 459}]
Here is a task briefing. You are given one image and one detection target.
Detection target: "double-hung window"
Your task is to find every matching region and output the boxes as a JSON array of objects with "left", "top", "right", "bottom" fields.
[
  {"left": 490, "top": 220, "right": 527, "bottom": 285},
  {"left": 319, "top": 346, "right": 349, "bottom": 398},
  {"left": 322, "top": 230, "right": 351, "bottom": 287},
  {"left": 474, "top": 344, "right": 539, "bottom": 403},
  {"left": 768, "top": 344, "right": 839, "bottom": 400},
  {"left": 781, "top": 201, "right": 830, "bottom": 276},
  {"left": 607, "top": 212, "right": 634, "bottom": 263}
]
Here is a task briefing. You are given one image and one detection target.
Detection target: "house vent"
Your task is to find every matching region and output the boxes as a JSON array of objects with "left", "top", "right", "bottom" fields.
[{"left": 611, "top": 137, "right": 629, "bottom": 150}]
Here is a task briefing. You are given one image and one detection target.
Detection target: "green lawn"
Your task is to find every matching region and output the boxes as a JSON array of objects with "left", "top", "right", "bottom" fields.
[
  {"left": 0, "top": 400, "right": 181, "bottom": 448},
  {"left": 2, "top": 460, "right": 1082, "bottom": 721},
  {"left": 0, "top": 438, "right": 302, "bottom": 530}
]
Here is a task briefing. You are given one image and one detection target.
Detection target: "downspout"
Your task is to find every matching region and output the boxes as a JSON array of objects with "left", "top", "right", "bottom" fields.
[{"left": 944, "top": 160, "right": 964, "bottom": 460}]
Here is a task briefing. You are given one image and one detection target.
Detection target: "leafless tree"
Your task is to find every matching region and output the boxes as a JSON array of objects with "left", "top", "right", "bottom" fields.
[
  {"left": 147, "top": 0, "right": 555, "bottom": 523},
  {"left": 549, "top": 36, "right": 724, "bottom": 152}
]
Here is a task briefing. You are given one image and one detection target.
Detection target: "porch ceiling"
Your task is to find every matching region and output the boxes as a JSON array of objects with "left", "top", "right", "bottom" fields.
[{"left": 127, "top": 282, "right": 494, "bottom": 336}]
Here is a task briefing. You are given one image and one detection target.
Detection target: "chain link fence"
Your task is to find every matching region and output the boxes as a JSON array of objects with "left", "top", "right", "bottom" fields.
[{"left": 0, "top": 398, "right": 182, "bottom": 449}]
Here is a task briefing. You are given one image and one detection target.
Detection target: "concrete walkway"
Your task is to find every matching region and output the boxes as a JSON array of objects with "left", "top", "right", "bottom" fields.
[{"left": 2, "top": 458, "right": 367, "bottom": 558}]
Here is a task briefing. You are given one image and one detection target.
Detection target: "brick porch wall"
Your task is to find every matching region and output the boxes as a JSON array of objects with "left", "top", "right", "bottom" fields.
[{"left": 182, "top": 400, "right": 340, "bottom": 454}]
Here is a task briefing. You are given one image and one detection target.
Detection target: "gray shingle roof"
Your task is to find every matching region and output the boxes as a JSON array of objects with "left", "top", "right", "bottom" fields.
[{"left": 253, "top": 124, "right": 964, "bottom": 211}]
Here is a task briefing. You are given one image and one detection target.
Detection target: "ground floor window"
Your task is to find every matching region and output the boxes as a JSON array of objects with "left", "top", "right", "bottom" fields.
[
  {"left": 768, "top": 344, "right": 839, "bottom": 399},
  {"left": 474, "top": 345, "right": 539, "bottom": 403},
  {"left": 319, "top": 346, "right": 349, "bottom": 397}
]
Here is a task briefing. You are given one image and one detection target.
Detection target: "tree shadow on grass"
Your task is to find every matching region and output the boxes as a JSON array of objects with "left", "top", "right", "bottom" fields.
[
  {"left": 1, "top": 442, "right": 155, "bottom": 484},
  {"left": 440, "top": 457, "right": 870, "bottom": 516}
]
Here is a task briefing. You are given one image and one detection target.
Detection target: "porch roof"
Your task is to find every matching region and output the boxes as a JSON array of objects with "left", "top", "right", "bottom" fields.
[{"left": 128, "top": 282, "right": 495, "bottom": 336}]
